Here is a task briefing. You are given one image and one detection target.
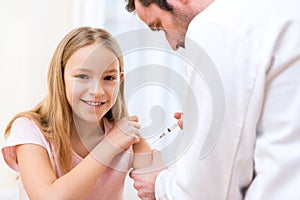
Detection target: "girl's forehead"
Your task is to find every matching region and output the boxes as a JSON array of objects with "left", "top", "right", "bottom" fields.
[
  {"left": 82, "top": 52, "right": 119, "bottom": 72},
  {"left": 72, "top": 61, "right": 119, "bottom": 72},
  {"left": 83, "top": 45, "right": 117, "bottom": 64},
  {"left": 67, "top": 44, "right": 119, "bottom": 71}
]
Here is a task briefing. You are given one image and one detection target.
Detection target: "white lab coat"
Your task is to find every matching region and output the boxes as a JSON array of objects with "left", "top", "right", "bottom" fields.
[{"left": 155, "top": 0, "right": 300, "bottom": 199}]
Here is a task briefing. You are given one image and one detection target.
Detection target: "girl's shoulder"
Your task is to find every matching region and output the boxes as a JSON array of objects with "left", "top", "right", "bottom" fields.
[
  {"left": 12, "top": 116, "right": 38, "bottom": 128},
  {"left": 10, "top": 116, "right": 44, "bottom": 138},
  {"left": 1, "top": 117, "right": 52, "bottom": 172}
]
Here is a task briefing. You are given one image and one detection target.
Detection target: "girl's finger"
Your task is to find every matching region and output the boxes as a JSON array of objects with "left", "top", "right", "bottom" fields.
[
  {"left": 128, "top": 115, "right": 139, "bottom": 122},
  {"left": 130, "top": 121, "right": 141, "bottom": 129}
]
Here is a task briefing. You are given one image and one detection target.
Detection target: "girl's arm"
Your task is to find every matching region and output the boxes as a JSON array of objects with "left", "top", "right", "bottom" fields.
[
  {"left": 16, "top": 118, "right": 139, "bottom": 200},
  {"left": 17, "top": 143, "right": 108, "bottom": 200},
  {"left": 132, "top": 137, "right": 153, "bottom": 169},
  {"left": 132, "top": 113, "right": 183, "bottom": 169}
]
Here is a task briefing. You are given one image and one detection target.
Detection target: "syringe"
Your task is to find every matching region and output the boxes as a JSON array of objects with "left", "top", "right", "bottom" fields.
[{"left": 151, "top": 122, "right": 179, "bottom": 145}]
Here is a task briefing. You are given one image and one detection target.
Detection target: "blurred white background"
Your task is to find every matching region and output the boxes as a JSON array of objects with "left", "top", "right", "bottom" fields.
[{"left": 0, "top": 0, "right": 183, "bottom": 199}]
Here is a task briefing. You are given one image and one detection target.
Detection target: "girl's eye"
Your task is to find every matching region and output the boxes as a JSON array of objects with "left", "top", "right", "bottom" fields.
[
  {"left": 104, "top": 76, "right": 116, "bottom": 81},
  {"left": 75, "top": 74, "right": 89, "bottom": 79}
]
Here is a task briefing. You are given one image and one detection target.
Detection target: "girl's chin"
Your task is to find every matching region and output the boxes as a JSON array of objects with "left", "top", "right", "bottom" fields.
[
  {"left": 75, "top": 115, "right": 104, "bottom": 124},
  {"left": 86, "top": 115, "right": 104, "bottom": 122},
  {"left": 73, "top": 110, "right": 107, "bottom": 123}
]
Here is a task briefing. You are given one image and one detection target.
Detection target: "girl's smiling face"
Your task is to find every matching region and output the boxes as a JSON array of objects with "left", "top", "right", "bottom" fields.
[{"left": 64, "top": 43, "right": 123, "bottom": 124}]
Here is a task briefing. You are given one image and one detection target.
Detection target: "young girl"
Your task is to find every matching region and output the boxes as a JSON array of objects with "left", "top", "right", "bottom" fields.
[{"left": 1, "top": 27, "right": 152, "bottom": 200}]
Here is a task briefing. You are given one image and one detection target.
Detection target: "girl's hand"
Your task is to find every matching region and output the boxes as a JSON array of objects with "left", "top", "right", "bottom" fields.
[
  {"left": 92, "top": 116, "right": 141, "bottom": 165},
  {"left": 174, "top": 112, "right": 183, "bottom": 129},
  {"left": 106, "top": 116, "right": 141, "bottom": 152}
]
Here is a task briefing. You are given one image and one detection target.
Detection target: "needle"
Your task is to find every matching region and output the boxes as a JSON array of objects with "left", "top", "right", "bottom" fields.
[{"left": 151, "top": 122, "right": 179, "bottom": 145}]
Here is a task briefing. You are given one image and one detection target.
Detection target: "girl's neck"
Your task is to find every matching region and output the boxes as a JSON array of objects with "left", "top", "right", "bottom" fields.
[
  {"left": 70, "top": 117, "right": 105, "bottom": 158},
  {"left": 73, "top": 117, "right": 104, "bottom": 137}
]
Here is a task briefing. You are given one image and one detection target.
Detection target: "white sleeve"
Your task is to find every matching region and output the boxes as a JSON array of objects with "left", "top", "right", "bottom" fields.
[
  {"left": 154, "top": 56, "right": 217, "bottom": 200},
  {"left": 245, "top": 21, "right": 300, "bottom": 200}
]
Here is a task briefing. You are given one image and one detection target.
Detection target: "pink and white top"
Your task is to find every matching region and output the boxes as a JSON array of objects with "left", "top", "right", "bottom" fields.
[{"left": 1, "top": 117, "right": 133, "bottom": 200}]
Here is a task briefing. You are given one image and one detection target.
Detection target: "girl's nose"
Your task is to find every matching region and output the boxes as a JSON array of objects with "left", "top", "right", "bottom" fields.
[{"left": 89, "top": 81, "right": 105, "bottom": 97}]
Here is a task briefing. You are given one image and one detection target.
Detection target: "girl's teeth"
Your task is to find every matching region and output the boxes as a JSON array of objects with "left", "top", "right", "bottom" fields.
[{"left": 88, "top": 102, "right": 101, "bottom": 106}]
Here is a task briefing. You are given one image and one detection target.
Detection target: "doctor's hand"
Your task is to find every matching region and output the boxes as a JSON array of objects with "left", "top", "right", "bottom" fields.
[
  {"left": 174, "top": 112, "right": 183, "bottom": 129},
  {"left": 130, "top": 150, "right": 166, "bottom": 200}
]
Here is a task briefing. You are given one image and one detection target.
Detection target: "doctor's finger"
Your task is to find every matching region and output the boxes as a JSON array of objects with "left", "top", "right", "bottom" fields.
[
  {"left": 174, "top": 112, "right": 183, "bottom": 119},
  {"left": 129, "top": 169, "right": 136, "bottom": 179},
  {"left": 129, "top": 169, "right": 143, "bottom": 180},
  {"left": 137, "top": 191, "right": 155, "bottom": 200}
]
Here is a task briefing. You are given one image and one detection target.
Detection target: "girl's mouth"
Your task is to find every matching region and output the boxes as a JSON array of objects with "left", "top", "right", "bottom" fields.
[{"left": 82, "top": 100, "right": 105, "bottom": 107}]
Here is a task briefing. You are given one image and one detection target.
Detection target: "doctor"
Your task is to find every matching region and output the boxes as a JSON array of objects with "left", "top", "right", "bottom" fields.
[{"left": 124, "top": 0, "right": 300, "bottom": 199}]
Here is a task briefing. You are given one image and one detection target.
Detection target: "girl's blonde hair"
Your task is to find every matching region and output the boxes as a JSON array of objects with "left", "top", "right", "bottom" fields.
[{"left": 5, "top": 27, "right": 128, "bottom": 173}]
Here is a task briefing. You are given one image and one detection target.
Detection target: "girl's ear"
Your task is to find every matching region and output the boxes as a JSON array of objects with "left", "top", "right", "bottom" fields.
[{"left": 120, "top": 72, "right": 124, "bottom": 82}]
